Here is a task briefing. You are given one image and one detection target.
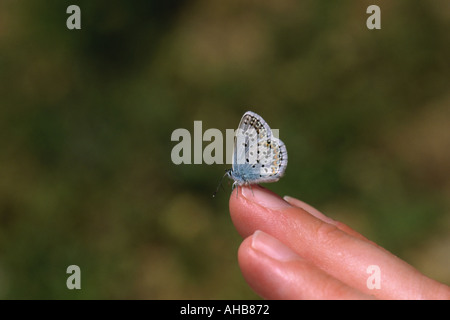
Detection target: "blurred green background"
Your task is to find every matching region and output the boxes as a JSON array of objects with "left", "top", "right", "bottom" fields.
[{"left": 0, "top": 0, "right": 449, "bottom": 299}]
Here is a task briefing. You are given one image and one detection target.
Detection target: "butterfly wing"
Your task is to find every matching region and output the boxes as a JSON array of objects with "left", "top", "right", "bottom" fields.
[{"left": 231, "top": 111, "right": 287, "bottom": 185}]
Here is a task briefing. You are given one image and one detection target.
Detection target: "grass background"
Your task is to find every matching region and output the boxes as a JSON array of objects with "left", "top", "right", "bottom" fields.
[{"left": 0, "top": 0, "right": 449, "bottom": 298}]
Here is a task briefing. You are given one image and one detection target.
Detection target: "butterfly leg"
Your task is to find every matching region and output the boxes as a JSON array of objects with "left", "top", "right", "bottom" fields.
[{"left": 231, "top": 182, "right": 239, "bottom": 198}]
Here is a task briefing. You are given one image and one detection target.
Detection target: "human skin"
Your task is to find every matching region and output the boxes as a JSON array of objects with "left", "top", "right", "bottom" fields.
[{"left": 229, "top": 185, "right": 450, "bottom": 299}]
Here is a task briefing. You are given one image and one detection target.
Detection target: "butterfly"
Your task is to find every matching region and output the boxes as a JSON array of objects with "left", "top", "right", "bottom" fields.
[{"left": 214, "top": 111, "right": 288, "bottom": 196}]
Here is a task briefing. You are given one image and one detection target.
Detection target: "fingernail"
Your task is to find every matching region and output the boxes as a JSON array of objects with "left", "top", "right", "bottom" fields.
[
  {"left": 251, "top": 230, "right": 301, "bottom": 262},
  {"left": 242, "top": 186, "right": 292, "bottom": 210},
  {"left": 283, "top": 195, "right": 336, "bottom": 224}
]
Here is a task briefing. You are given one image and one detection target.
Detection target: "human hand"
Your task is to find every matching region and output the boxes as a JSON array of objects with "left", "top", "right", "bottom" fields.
[{"left": 229, "top": 185, "right": 450, "bottom": 299}]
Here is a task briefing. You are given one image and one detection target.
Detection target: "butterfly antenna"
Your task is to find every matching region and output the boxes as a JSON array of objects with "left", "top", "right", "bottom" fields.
[{"left": 212, "top": 170, "right": 230, "bottom": 198}]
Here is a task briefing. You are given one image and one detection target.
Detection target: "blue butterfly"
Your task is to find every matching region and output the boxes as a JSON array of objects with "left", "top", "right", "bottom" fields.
[{"left": 214, "top": 111, "right": 288, "bottom": 196}]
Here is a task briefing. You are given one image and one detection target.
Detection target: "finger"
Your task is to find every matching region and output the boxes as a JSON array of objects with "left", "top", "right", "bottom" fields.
[
  {"left": 229, "top": 185, "right": 450, "bottom": 299},
  {"left": 283, "top": 195, "right": 372, "bottom": 242},
  {"left": 238, "top": 230, "right": 373, "bottom": 299}
]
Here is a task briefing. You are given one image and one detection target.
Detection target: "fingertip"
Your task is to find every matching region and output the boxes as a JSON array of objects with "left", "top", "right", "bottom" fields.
[
  {"left": 229, "top": 186, "right": 257, "bottom": 237},
  {"left": 238, "top": 231, "right": 374, "bottom": 300},
  {"left": 242, "top": 185, "right": 292, "bottom": 210},
  {"left": 228, "top": 186, "right": 242, "bottom": 209},
  {"left": 238, "top": 232, "right": 298, "bottom": 300},
  {"left": 229, "top": 185, "right": 292, "bottom": 238},
  {"left": 230, "top": 185, "right": 291, "bottom": 212}
]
